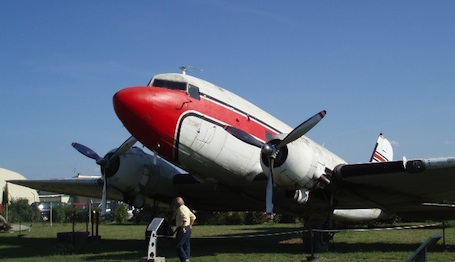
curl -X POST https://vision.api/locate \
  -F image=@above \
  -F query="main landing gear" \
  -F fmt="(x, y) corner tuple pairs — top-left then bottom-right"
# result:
(302, 189), (335, 253)
(303, 218), (333, 253)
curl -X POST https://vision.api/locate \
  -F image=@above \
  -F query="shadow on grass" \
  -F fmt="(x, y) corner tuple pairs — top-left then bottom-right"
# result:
(0, 234), (145, 260)
(330, 241), (454, 253)
(1, 229), (453, 261)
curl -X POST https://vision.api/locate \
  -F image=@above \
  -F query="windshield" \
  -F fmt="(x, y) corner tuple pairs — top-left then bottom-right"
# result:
(151, 79), (187, 91)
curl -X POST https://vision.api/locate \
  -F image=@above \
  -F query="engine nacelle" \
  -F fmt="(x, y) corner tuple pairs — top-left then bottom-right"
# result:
(332, 209), (388, 222)
(104, 147), (180, 208)
(105, 147), (152, 193)
(260, 135), (339, 191)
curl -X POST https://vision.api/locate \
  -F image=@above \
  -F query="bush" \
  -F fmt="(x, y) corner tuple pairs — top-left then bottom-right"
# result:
(225, 211), (245, 225)
(277, 213), (301, 223)
(53, 204), (69, 223)
(73, 206), (90, 223)
(7, 198), (40, 222)
(113, 203), (129, 224)
(194, 211), (268, 225)
(244, 211), (266, 225)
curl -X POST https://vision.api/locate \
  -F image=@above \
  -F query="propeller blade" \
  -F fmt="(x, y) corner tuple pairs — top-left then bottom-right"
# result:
(276, 110), (326, 149)
(265, 158), (275, 221)
(110, 136), (137, 160)
(72, 136), (136, 218)
(72, 142), (103, 162)
(224, 126), (264, 148)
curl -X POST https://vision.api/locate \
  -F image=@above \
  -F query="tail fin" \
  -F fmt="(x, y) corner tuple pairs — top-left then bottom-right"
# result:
(369, 133), (393, 162)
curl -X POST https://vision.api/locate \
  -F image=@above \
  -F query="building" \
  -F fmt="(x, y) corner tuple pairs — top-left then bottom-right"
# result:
(0, 168), (39, 211)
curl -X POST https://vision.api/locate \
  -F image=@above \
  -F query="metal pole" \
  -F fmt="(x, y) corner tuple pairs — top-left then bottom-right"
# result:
(50, 202), (53, 227)
(96, 211), (99, 237)
(443, 221), (446, 247)
(91, 211), (94, 237)
(72, 206), (75, 233)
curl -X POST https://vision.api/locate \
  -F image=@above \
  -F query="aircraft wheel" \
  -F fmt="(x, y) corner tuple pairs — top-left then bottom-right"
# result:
(303, 219), (332, 253)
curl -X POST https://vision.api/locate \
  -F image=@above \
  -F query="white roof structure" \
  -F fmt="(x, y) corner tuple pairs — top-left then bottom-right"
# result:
(1, 168), (39, 205)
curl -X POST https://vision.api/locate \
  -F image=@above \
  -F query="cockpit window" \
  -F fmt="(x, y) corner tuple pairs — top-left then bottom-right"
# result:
(188, 84), (200, 100)
(151, 79), (187, 91)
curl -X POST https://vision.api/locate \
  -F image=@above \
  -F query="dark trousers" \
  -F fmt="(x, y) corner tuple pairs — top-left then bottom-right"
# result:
(176, 226), (192, 262)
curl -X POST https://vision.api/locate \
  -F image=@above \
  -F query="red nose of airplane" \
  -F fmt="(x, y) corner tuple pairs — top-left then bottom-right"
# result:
(113, 86), (151, 131)
(113, 86), (180, 158)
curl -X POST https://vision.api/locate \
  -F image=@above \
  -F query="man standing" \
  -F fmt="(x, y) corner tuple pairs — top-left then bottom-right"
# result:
(174, 197), (196, 262)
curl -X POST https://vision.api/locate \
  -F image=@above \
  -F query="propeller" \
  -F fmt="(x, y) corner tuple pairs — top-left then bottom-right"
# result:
(72, 135), (137, 216)
(225, 110), (327, 220)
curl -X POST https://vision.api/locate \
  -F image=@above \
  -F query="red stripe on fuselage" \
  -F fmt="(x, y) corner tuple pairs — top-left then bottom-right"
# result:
(114, 86), (278, 163)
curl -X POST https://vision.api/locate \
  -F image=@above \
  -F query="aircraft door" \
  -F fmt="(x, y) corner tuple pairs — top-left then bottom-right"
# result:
(177, 114), (260, 178)
(178, 115), (217, 157)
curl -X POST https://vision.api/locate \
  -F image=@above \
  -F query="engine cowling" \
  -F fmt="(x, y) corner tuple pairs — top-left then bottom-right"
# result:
(260, 135), (333, 191)
(103, 147), (179, 208)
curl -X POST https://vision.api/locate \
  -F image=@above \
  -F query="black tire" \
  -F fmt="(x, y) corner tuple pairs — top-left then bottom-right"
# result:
(303, 219), (331, 253)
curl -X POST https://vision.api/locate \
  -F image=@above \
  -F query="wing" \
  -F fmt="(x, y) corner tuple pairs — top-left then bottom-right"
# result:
(334, 157), (455, 219)
(8, 178), (123, 201)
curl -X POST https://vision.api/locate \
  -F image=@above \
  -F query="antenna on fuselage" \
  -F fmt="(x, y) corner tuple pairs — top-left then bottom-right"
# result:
(179, 65), (202, 75)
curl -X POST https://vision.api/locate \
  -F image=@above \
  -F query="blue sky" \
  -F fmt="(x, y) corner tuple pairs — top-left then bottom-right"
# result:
(1, 1), (454, 180)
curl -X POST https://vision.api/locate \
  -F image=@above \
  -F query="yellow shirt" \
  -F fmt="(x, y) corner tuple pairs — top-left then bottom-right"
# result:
(176, 204), (196, 227)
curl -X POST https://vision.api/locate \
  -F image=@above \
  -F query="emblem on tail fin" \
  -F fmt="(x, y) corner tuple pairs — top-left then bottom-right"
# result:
(370, 133), (393, 163)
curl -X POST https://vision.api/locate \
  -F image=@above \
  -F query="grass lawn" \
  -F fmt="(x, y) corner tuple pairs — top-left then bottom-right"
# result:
(1, 221), (454, 261)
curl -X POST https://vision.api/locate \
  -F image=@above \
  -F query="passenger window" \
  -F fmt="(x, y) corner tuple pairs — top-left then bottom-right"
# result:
(188, 84), (200, 100)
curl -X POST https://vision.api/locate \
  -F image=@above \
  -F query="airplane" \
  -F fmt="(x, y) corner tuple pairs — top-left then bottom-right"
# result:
(9, 67), (455, 252)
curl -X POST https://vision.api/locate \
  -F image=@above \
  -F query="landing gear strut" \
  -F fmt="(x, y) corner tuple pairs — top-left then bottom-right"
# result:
(303, 219), (333, 253)
(302, 190), (335, 253)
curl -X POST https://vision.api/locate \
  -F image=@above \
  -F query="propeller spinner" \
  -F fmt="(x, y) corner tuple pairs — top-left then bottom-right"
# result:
(225, 110), (327, 220)
(72, 136), (137, 217)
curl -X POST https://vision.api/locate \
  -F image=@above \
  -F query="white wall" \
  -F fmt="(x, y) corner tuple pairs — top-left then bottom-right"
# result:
(0, 168), (39, 205)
